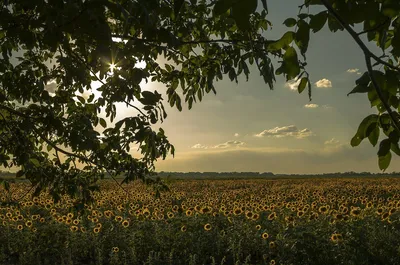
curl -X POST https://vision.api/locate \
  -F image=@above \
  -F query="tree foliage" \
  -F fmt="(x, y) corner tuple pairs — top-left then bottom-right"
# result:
(1, 0), (400, 205)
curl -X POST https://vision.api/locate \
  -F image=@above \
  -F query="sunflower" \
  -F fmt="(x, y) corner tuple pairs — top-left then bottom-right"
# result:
(93, 227), (101, 234)
(255, 224), (261, 230)
(381, 212), (390, 221)
(330, 233), (343, 243)
(270, 260), (276, 265)
(204, 223), (212, 231)
(70, 226), (79, 232)
(122, 220), (129, 228)
(318, 206), (328, 214)
(233, 208), (243, 215)
(115, 216), (123, 222)
(181, 225), (187, 232)
(262, 232), (269, 240)
(297, 211), (305, 218)
(185, 210), (193, 216)
(268, 212), (276, 221)
(112, 247), (119, 253)
(269, 241), (276, 249)
(245, 211), (254, 219)
(17, 224), (23, 230)
(25, 220), (32, 227)
(167, 212), (174, 219)
(350, 207), (361, 217)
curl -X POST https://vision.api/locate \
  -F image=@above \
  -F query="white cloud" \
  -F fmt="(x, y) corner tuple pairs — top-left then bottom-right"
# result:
(191, 140), (245, 149)
(323, 138), (347, 153)
(213, 140), (245, 149)
(285, 79), (301, 91)
(347, 68), (359, 73)
(234, 133), (239, 137)
(304, 103), (319, 108)
(324, 138), (340, 145)
(254, 125), (314, 139)
(315, 78), (332, 88)
(191, 143), (208, 149)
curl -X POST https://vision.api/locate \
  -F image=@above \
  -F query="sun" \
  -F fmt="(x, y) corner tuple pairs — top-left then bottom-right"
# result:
(109, 63), (116, 74)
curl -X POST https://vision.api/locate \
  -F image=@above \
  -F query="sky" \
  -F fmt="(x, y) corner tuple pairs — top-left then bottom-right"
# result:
(146, 1), (400, 174)
(14, 1), (399, 174)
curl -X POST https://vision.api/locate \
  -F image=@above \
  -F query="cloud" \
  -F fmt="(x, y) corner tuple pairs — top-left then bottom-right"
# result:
(324, 138), (340, 145)
(285, 79), (301, 91)
(234, 133), (239, 137)
(323, 138), (347, 153)
(347, 68), (359, 73)
(304, 103), (319, 108)
(191, 143), (208, 149)
(191, 140), (245, 149)
(213, 140), (245, 149)
(254, 125), (314, 139)
(315, 78), (332, 88)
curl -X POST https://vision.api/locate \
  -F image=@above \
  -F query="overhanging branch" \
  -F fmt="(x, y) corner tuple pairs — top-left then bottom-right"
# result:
(321, 0), (400, 132)
(321, 0), (400, 73)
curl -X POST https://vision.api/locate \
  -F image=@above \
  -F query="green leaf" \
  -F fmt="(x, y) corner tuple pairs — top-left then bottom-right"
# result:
(298, 77), (308, 94)
(351, 114), (379, 146)
(76, 96), (85, 104)
(367, 123), (379, 146)
(309, 11), (328, 33)
(391, 142), (400, 156)
(347, 84), (372, 96)
(378, 139), (391, 157)
(99, 118), (107, 128)
(16, 170), (25, 178)
(213, 0), (233, 16)
(268, 31), (295, 51)
(379, 151), (392, 171)
(356, 72), (370, 86)
(283, 18), (297, 27)
(139, 91), (162, 106)
(174, 0), (185, 16)
(295, 20), (310, 55)
(283, 47), (300, 80)
(232, 0), (257, 31)
(29, 158), (40, 167)
(327, 15), (344, 32)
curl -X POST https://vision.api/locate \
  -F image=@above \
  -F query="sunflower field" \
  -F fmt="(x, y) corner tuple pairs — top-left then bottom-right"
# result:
(1, 178), (400, 265)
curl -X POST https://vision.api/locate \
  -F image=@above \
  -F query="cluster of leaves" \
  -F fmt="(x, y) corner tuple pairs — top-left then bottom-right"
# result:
(0, 0), (278, 204)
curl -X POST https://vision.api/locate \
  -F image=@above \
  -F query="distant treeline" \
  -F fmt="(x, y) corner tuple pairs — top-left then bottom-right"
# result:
(156, 171), (275, 179)
(155, 171), (400, 179)
(2, 170), (400, 180)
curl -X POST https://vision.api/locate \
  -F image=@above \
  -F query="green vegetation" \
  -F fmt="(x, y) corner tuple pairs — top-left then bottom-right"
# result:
(2, 178), (400, 265)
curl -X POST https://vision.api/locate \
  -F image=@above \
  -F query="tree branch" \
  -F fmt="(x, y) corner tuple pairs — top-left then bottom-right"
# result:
(321, 0), (400, 132)
(357, 18), (390, 36)
(320, 0), (400, 73)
